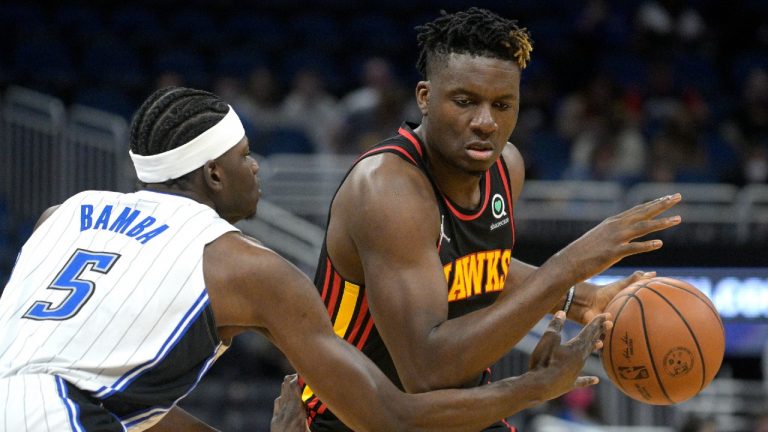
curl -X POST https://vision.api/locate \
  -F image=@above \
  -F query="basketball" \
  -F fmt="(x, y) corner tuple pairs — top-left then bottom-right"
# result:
(600, 277), (725, 405)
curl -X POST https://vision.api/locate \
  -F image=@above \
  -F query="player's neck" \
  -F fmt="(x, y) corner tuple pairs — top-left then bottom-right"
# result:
(427, 155), (484, 210)
(141, 184), (215, 210)
(414, 124), (484, 209)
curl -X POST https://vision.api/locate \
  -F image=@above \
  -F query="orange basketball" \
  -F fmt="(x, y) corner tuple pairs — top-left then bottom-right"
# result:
(600, 277), (725, 405)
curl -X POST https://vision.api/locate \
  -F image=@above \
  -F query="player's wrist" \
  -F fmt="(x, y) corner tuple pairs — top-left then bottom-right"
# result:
(504, 370), (552, 407)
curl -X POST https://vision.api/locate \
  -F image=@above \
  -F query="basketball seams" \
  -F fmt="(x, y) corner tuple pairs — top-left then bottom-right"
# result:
(605, 294), (634, 398)
(635, 290), (675, 405)
(643, 286), (707, 394)
(654, 279), (724, 333)
(603, 278), (724, 405)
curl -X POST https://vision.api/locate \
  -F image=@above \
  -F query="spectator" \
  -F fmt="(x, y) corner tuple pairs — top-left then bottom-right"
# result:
(566, 106), (646, 183)
(280, 67), (341, 153)
(647, 107), (710, 182)
(237, 66), (285, 130)
(727, 68), (768, 184)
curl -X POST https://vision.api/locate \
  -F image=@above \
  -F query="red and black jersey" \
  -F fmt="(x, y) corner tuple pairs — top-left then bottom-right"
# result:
(304, 122), (517, 431)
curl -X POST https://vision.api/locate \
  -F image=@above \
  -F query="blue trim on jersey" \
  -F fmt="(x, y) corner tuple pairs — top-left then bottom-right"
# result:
(56, 376), (85, 432)
(120, 343), (221, 428)
(94, 290), (209, 399)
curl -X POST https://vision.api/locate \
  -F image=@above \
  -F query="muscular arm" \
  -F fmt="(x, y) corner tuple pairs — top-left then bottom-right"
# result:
(146, 407), (219, 432)
(337, 148), (681, 392)
(203, 233), (599, 432)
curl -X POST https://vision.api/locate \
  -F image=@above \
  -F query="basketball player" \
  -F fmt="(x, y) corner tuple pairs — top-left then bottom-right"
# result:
(301, 8), (682, 431)
(0, 86), (612, 432)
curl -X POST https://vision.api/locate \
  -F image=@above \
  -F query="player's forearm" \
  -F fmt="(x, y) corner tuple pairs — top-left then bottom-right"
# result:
(146, 407), (220, 432)
(505, 259), (597, 320)
(399, 256), (579, 392)
(392, 370), (554, 432)
(296, 333), (543, 432)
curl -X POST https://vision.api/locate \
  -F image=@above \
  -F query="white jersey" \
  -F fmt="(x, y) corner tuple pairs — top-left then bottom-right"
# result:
(0, 189), (238, 430)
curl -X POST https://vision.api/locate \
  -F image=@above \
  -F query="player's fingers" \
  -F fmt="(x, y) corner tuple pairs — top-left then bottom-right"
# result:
(624, 193), (682, 219)
(546, 310), (566, 335)
(622, 239), (668, 257)
(574, 376), (600, 388)
(630, 216), (682, 239)
(594, 339), (603, 351)
(530, 311), (567, 368)
(571, 313), (609, 355)
(625, 270), (656, 284)
(283, 374), (300, 396)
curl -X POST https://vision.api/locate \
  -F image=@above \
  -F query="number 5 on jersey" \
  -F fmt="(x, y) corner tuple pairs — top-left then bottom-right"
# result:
(23, 249), (120, 320)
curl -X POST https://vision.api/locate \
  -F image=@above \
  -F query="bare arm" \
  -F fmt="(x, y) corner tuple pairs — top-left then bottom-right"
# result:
(33, 205), (60, 231)
(337, 150), (681, 392)
(146, 407), (219, 432)
(500, 147), (660, 325)
(203, 233), (608, 432)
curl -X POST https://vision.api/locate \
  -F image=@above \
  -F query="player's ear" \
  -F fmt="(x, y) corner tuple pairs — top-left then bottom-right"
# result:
(203, 160), (223, 191)
(416, 81), (430, 116)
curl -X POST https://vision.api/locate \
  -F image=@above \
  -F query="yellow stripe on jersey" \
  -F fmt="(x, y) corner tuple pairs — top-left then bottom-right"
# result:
(302, 384), (314, 402)
(333, 282), (360, 338)
(302, 282), (360, 403)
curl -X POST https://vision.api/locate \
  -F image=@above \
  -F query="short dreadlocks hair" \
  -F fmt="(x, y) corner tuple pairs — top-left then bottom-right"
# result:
(129, 86), (230, 184)
(415, 7), (533, 79)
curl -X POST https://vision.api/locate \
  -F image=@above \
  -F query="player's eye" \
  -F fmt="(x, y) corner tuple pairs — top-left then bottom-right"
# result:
(453, 98), (472, 106)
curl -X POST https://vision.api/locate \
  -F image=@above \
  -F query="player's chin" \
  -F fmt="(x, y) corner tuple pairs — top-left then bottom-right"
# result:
(461, 157), (496, 175)
(244, 201), (259, 220)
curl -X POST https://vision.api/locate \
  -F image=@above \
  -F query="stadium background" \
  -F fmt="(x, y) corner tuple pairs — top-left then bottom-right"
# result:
(0, 0), (767, 430)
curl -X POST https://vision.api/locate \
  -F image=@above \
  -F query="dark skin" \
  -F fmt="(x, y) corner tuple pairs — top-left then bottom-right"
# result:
(36, 137), (615, 432)
(271, 375), (310, 432)
(326, 53), (682, 393)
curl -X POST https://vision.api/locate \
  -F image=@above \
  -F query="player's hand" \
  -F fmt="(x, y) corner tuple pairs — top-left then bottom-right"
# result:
(557, 194), (681, 282)
(577, 271), (656, 324)
(270, 374), (309, 432)
(529, 312), (611, 401)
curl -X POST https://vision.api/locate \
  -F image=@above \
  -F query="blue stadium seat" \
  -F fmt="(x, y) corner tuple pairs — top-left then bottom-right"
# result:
(13, 38), (76, 88)
(529, 131), (570, 180)
(674, 54), (720, 97)
(598, 53), (648, 89)
(74, 87), (138, 120)
(214, 48), (268, 79)
(279, 50), (344, 93)
(154, 49), (209, 87)
(347, 14), (405, 55)
(53, 5), (104, 43)
(0, 3), (45, 34)
(110, 5), (166, 47)
(82, 38), (147, 90)
(253, 126), (315, 155)
(168, 9), (221, 49)
(223, 14), (287, 52)
(731, 51), (768, 86)
(291, 14), (343, 51)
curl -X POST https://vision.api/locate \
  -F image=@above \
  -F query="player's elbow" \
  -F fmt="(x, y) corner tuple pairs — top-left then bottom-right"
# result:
(398, 365), (457, 394)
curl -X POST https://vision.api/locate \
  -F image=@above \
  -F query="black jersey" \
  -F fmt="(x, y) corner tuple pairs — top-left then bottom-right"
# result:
(305, 123), (516, 431)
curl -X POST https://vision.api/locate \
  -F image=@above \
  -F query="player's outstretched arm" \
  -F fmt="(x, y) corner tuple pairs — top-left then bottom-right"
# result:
(203, 233), (609, 432)
(145, 407), (220, 431)
(331, 153), (681, 393)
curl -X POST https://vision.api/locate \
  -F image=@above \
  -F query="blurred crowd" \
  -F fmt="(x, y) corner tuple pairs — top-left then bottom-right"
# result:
(2, 0), (767, 188)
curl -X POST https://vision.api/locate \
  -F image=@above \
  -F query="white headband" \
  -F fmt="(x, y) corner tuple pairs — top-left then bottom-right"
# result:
(129, 105), (245, 183)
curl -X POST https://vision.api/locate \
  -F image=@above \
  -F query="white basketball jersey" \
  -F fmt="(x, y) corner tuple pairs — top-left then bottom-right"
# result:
(0, 189), (238, 429)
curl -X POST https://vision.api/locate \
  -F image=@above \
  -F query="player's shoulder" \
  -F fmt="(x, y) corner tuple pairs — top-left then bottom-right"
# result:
(501, 141), (524, 168)
(344, 152), (436, 208)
